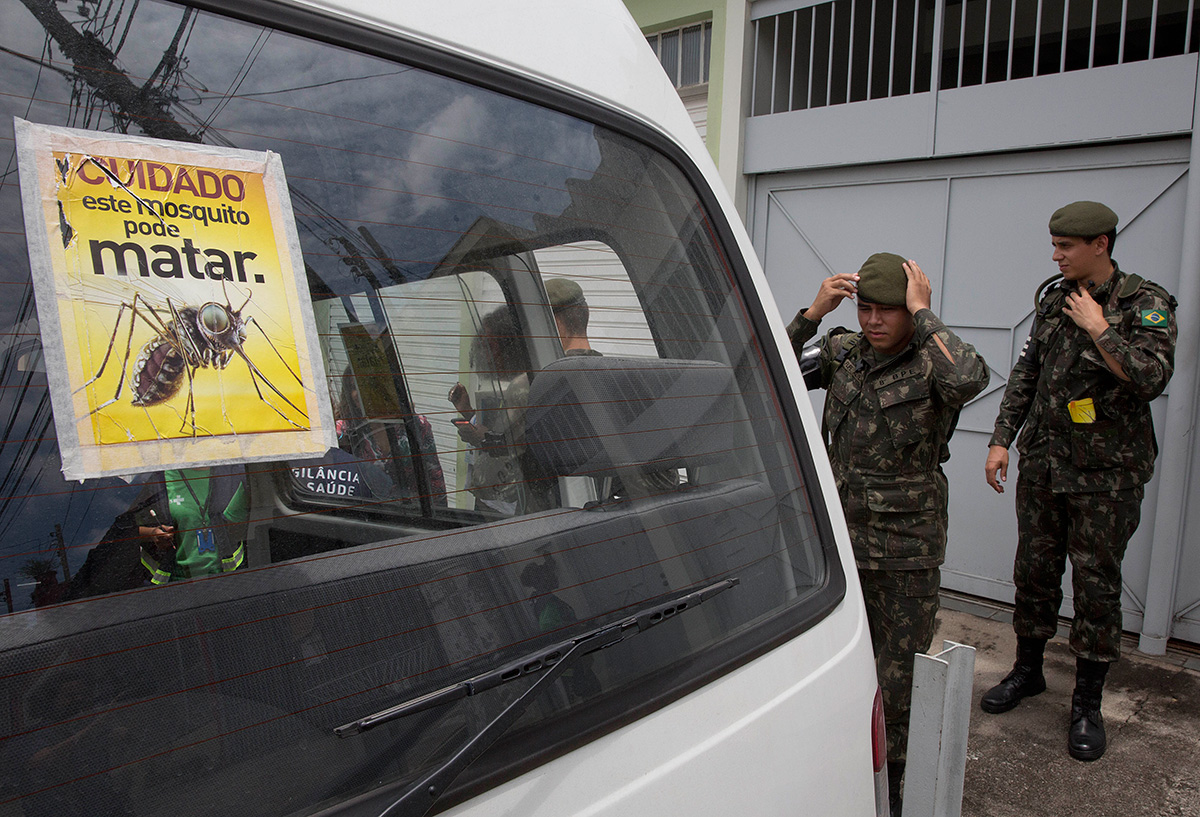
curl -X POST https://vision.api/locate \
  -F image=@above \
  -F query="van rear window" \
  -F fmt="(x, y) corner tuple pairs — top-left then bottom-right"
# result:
(0, 2), (837, 814)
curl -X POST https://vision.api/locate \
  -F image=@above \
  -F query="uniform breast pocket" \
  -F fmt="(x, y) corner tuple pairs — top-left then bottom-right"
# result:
(825, 374), (860, 438)
(877, 376), (932, 449)
(1030, 317), (1060, 363)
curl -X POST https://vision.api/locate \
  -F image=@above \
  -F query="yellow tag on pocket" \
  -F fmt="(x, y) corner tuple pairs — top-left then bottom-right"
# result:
(1068, 398), (1096, 424)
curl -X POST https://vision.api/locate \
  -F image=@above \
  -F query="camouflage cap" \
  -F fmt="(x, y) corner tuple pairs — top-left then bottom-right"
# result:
(1048, 201), (1118, 237)
(856, 253), (908, 306)
(545, 278), (586, 310)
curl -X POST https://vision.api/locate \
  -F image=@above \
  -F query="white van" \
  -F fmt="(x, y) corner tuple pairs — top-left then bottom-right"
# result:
(0, 1), (884, 815)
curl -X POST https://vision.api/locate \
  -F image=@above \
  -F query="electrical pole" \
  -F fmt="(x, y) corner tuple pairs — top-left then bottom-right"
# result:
(55, 523), (71, 582)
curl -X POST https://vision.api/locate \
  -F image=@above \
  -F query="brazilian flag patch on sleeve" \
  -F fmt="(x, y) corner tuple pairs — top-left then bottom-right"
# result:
(1141, 309), (1168, 327)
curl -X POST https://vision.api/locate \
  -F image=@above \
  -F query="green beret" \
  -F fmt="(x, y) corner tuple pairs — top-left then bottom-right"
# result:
(545, 278), (586, 310)
(856, 253), (908, 306)
(1048, 201), (1118, 237)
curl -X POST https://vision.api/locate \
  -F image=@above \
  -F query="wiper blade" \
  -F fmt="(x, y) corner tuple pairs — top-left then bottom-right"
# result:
(335, 577), (739, 817)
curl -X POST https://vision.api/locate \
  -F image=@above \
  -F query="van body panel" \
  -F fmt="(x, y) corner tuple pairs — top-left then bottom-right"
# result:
(439, 601), (877, 817)
(0, 1), (878, 815)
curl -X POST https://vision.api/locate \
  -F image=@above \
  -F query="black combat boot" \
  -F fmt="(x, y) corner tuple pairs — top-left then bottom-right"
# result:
(1068, 658), (1109, 761)
(887, 761), (904, 817)
(980, 636), (1047, 714)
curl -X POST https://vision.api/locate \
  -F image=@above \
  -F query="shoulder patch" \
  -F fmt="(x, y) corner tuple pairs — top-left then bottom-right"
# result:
(1141, 309), (1169, 327)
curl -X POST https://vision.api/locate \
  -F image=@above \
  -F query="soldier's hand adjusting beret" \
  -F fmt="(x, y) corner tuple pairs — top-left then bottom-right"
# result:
(855, 252), (908, 306)
(1048, 201), (1118, 237)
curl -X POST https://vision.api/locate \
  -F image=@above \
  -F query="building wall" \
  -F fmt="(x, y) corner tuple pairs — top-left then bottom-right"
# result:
(625, 0), (753, 211)
(752, 140), (1195, 641)
(632, 0), (1200, 649)
(742, 7), (1200, 650)
(744, 56), (1198, 171)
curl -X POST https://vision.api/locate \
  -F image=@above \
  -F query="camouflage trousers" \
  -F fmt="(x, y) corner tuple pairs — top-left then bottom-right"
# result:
(1013, 475), (1144, 663)
(858, 566), (941, 766)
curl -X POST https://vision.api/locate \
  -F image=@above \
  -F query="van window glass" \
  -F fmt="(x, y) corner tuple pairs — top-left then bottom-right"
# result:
(532, 241), (658, 357)
(0, 2), (834, 815)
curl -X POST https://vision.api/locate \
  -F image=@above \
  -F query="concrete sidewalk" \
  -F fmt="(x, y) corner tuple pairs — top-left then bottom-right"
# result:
(932, 593), (1200, 817)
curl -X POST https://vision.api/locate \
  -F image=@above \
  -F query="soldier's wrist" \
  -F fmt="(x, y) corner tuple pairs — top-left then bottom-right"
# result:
(802, 304), (828, 322)
(1095, 326), (1122, 355)
(912, 308), (942, 341)
(788, 312), (821, 343)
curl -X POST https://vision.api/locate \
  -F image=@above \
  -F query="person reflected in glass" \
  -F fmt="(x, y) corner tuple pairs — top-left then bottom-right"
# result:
(337, 366), (447, 505)
(449, 305), (542, 514)
(136, 466), (249, 585)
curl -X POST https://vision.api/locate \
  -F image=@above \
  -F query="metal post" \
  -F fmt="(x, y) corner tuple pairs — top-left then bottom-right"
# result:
(982, 0), (993, 82)
(809, 7), (817, 106)
(54, 523), (70, 582)
(828, 1), (838, 103)
(868, 0), (878, 98)
(791, 11), (799, 108)
(1138, 60), (1200, 655)
(902, 640), (976, 817)
(889, 0), (899, 95)
(1006, 0), (1017, 80)
(956, 0), (968, 87)
(911, 0), (921, 93)
(850, 0), (859, 100)
(928, 0), (947, 152)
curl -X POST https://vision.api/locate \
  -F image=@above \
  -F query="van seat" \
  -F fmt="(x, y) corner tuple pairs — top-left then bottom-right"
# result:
(524, 356), (738, 478)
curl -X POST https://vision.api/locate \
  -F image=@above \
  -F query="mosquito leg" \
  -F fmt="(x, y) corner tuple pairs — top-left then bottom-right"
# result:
(82, 293), (158, 418)
(234, 347), (308, 429)
(156, 298), (205, 437)
(181, 364), (198, 437)
(75, 300), (129, 391)
(90, 409), (137, 442)
(77, 299), (139, 415)
(161, 399), (211, 438)
(165, 297), (205, 364)
(142, 404), (165, 440)
(218, 377), (237, 436)
(245, 316), (304, 385)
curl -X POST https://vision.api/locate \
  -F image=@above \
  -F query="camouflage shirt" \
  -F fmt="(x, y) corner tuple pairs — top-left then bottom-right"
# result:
(989, 263), (1177, 493)
(789, 308), (989, 569)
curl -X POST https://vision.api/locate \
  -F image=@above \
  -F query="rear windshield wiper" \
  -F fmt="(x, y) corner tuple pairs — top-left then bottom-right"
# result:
(334, 577), (739, 817)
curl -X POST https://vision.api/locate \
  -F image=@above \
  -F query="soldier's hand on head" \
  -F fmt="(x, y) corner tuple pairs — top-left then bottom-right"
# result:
(805, 273), (859, 321)
(985, 445), (1009, 494)
(904, 260), (933, 315)
(1062, 286), (1108, 339)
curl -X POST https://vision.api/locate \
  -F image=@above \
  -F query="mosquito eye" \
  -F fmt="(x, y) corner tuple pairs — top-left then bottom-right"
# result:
(200, 304), (230, 335)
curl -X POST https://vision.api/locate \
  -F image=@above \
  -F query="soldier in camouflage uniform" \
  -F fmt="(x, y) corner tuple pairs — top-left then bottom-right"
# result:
(789, 253), (988, 813)
(981, 201), (1177, 762)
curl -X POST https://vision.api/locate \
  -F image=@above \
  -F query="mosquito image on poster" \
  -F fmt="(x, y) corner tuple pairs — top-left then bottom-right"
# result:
(74, 274), (308, 442)
(14, 120), (335, 480)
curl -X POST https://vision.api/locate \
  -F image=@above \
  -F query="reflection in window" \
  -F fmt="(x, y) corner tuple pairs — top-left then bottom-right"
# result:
(0, 3), (829, 815)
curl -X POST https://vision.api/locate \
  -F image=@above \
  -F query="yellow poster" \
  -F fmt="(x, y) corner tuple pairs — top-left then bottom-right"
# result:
(14, 120), (335, 480)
